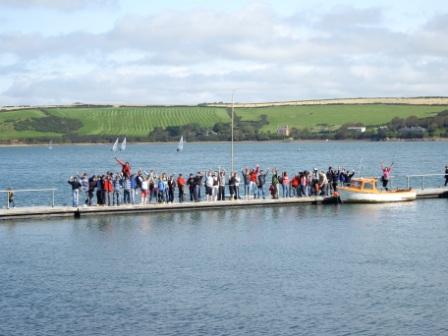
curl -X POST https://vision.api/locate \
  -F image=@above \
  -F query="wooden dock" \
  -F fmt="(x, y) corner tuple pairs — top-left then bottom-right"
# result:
(0, 196), (332, 220)
(1, 188), (447, 221)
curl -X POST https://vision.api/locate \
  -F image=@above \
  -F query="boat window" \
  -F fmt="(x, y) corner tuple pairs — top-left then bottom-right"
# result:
(351, 181), (362, 189)
(364, 183), (374, 190)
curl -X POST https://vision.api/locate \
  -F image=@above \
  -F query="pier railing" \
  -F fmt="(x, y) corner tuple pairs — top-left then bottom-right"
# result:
(404, 174), (447, 189)
(389, 174), (446, 190)
(0, 188), (57, 209)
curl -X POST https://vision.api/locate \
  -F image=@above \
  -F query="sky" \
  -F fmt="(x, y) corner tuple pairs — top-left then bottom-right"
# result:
(0, 0), (447, 105)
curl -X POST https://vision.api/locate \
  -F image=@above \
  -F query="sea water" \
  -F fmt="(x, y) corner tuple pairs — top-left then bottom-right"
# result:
(1, 142), (448, 335)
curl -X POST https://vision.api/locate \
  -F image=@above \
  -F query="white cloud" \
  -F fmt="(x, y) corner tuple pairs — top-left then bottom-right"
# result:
(0, 0), (117, 11)
(1, 4), (448, 105)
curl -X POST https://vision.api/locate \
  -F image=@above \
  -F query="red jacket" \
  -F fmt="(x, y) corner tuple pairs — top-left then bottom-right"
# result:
(177, 177), (186, 187)
(249, 171), (257, 182)
(116, 159), (131, 177)
(104, 179), (114, 192)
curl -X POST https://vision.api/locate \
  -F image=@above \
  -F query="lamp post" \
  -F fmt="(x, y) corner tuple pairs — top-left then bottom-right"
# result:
(231, 91), (235, 173)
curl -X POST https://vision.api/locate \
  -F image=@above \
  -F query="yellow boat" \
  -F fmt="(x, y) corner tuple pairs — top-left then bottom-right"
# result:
(338, 177), (417, 203)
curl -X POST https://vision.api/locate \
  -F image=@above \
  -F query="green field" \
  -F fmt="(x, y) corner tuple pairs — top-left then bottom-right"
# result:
(1, 104), (448, 141)
(0, 109), (62, 140)
(0, 106), (230, 140)
(48, 106), (230, 136)
(236, 104), (448, 132)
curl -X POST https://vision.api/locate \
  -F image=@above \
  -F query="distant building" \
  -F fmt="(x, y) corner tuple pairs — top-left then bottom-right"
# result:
(347, 126), (366, 133)
(277, 125), (289, 136)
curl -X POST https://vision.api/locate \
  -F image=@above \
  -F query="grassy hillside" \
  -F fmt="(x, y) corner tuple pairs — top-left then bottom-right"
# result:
(236, 104), (448, 132)
(0, 106), (230, 140)
(1, 103), (448, 142)
(48, 106), (230, 136)
(0, 109), (61, 140)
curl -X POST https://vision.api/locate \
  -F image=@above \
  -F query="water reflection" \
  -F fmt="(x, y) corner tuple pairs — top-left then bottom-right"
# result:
(1, 200), (448, 336)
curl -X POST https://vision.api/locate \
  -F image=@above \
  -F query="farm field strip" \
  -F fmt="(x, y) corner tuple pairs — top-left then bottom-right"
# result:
(236, 104), (448, 131)
(47, 107), (230, 136)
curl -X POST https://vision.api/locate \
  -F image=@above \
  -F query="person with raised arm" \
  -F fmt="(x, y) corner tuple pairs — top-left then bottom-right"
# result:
(381, 161), (394, 191)
(115, 157), (131, 177)
(68, 176), (82, 207)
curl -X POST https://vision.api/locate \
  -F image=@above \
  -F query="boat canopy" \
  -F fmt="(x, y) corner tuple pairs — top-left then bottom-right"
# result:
(348, 178), (378, 192)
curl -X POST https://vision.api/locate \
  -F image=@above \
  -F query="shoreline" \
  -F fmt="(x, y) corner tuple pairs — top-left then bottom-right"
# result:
(1, 138), (447, 148)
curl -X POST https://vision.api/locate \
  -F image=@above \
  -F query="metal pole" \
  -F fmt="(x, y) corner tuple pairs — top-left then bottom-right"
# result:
(407, 176), (410, 189)
(231, 91), (234, 173)
(52, 189), (55, 208)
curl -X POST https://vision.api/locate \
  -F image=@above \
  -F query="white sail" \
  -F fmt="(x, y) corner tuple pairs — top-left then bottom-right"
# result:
(48, 140), (53, 150)
(120, 137), (127, 151)
(177, 136), (184, 152)
(112, 137), (119, 152)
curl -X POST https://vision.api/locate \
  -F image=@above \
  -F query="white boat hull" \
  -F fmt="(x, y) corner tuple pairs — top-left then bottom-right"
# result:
(339, 189), (417, 203)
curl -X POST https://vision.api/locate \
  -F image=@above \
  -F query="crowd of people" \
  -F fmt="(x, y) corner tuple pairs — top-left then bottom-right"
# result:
(67, 157), (358, 207)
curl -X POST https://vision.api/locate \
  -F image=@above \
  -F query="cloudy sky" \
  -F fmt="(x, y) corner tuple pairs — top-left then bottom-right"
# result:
(0, 0), (447, 105)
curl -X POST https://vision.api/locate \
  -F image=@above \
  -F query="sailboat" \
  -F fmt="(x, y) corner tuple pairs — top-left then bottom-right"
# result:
(177, 136), (184, 152)
(112, 137), (119, 152)
(48, 140), (53, 150)
(120, 137), (127, 151)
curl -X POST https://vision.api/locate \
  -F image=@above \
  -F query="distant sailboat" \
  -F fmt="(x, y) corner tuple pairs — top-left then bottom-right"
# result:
(177, 136), (184, 152)
(112, 137), (119, 152)
(48, 140), (53, 150)
(120, 137), (127, 151)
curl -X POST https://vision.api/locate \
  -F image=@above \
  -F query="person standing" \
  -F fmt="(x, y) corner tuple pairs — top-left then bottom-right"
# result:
(444, 165), (448, 187)
(218, 171), (226, 201)
(104, 175), (114, 206)
(112, 174), (121, 206)
(212, 172), (219, 201)
(80, 173), (89, 205)
(167, 175), (176, 203)
(192, 172), (203, 202)
(257, 169), (268, 199)
(327, 167), (338, 193)
(87, 175), (97, 206)
(291, 173), (300, 197)
(281, 171), (290, 198)
(96, 175), (104, 206)
(141, 176), (150, 204)
(7, 188), (15, 209)
(157, 177), (166, 203)
(300, 172), (308, 197)
(177, 173), (186, 203)
(228, 172), (237, 200)
(234, 172), (241, 199)
(381, 162), (394, 191)
(271, 169), (279, 199)
(242, 167), (250, 199)
(205, 171), (214, 201)
(186, 173), (195, 202)
(68, 176), (82, 207)
(122, 175), (131, 204)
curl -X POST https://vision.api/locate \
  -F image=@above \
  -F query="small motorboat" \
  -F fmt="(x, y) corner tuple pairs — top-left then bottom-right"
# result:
(338, 177), (416, 203)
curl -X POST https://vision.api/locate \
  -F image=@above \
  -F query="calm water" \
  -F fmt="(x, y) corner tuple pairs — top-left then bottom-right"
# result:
(1, 202), (448, 335)
(1, 142), (448, 335)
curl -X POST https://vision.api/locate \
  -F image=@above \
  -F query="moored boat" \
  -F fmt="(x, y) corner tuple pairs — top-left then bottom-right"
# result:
(339, 177), (416, 203)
